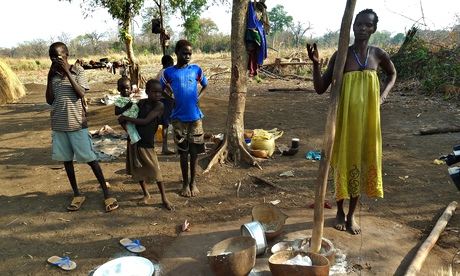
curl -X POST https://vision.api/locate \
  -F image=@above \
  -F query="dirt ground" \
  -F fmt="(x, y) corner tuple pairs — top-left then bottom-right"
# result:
(1, 61), (460, 275)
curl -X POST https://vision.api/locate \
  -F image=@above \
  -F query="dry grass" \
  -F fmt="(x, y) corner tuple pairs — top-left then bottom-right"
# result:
(0, 60), (26, 104)
(3, 52), (234, 84)
(3, 49), (333, 72)
(2, 57), (50, 71)
(266, 47), (336, 63)
(4, 48), (334, 86)
(435, 266), (460, 276)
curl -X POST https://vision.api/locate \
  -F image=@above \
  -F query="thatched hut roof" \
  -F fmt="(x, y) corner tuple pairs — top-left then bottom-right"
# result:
(0, 60), (26, 104)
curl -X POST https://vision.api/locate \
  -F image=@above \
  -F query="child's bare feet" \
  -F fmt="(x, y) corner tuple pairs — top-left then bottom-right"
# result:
(335, 211), (346, 231)
(190, 183), (199, 197)
(162, 199), (174, 210)
(140, 196), (155, 205)
(180, 185), (191, 197)
(346, 215), (361, 235)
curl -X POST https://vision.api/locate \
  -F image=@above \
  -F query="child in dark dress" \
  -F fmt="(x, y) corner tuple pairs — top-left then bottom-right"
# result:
(118, 79), (173, 210)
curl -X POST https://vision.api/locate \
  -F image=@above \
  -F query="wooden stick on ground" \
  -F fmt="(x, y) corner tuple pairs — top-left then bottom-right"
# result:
(259, 67), (288, 80)
(268, 87), (314, 92)
(418, 125), (460, 135)
(248, 174), (287, 191)
(405, 201), (458, 276)
(208, 70), (231, 80)
(283, 74), (313, 81)
(236, 181), (242, 198)
(310, 0), (357, 253)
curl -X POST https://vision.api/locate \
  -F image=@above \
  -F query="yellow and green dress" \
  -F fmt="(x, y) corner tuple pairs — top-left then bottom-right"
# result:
(331, 70), (383, 200)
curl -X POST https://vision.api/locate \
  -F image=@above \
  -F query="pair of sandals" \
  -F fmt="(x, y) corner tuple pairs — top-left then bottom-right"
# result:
(67, 196), (119, 212)
(47, 238), (145, 271)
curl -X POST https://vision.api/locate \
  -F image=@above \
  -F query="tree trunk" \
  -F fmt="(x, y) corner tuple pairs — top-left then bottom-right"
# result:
(123, 18), (141, 86)
(310, 0), (357, 253)
(204, 0), (259, 173)
(227, 0), (249, 161)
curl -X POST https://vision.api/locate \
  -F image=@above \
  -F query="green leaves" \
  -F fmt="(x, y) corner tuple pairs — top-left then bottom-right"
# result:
(168, 0), (208, 44)
(267, 5), (293, 34)
(393, 34), (460, 94)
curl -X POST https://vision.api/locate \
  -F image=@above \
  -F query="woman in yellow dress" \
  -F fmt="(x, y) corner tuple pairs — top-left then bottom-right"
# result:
(307, 9), (397, 234)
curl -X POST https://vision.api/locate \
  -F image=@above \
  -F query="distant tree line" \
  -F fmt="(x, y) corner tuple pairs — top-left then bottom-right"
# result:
(0, 16), (230, 58)
(0, 27), (405, 59)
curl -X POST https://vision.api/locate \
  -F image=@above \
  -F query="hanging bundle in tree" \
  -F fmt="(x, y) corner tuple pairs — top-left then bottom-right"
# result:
(0, 60), (26, 104)
(152, 18), (162, 34)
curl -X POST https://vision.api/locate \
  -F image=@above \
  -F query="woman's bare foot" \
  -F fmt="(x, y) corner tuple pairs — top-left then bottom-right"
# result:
(190, 183), (199, 197)
(180, 185), (191, 197)
(335, 211), (346, 231)
(346, 215), (361, 235)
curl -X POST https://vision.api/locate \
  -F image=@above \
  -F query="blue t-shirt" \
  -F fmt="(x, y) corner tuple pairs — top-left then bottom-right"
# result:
(160, 64), (208, 122)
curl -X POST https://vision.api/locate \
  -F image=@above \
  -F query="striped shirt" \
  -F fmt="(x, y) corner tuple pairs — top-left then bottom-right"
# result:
(50, 65), (89, 131)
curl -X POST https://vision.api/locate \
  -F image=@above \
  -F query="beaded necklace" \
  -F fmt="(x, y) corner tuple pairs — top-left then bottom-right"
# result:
(352, 47), (370, 70)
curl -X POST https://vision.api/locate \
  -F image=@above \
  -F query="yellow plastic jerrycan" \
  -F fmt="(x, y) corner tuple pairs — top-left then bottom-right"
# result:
(155, 125), (163, 142)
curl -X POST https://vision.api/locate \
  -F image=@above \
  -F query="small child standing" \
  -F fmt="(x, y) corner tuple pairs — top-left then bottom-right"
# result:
(114, 77), (141, 144)
(156, 55), (175, 155)
(118, 79), (173, 210)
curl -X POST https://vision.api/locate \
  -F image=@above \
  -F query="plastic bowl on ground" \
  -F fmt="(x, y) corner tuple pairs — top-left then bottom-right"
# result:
(252, 203), (288, 240)
(207, 236), (257, 276)
(269, 251), (329, 276)
(93, 256), (155, 276)
(241, 221), (267, 255)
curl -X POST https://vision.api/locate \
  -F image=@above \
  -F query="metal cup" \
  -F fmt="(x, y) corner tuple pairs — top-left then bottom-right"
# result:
(291, 138), (300, 149)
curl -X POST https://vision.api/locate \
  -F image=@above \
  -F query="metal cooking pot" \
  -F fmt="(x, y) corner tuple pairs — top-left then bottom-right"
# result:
(241, 221), (267, 255)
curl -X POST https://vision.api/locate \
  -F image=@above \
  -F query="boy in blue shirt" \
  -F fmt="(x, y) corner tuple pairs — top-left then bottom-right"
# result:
(160, 40), (208, 197)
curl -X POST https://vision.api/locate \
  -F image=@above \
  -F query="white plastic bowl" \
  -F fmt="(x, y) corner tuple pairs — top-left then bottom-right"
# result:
(93, 256), (155, 276)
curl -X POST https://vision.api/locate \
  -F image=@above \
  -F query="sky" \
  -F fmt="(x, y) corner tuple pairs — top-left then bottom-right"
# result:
(0, 0), (458, 48)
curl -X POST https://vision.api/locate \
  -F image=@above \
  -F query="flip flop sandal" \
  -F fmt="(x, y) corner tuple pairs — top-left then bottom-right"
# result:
(104, 198), (119, 212)
(66, 196), (86, 211)
(120, 238), (146, 253)
(306, 150), (322, 160)
(47, 256), (77, 271)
